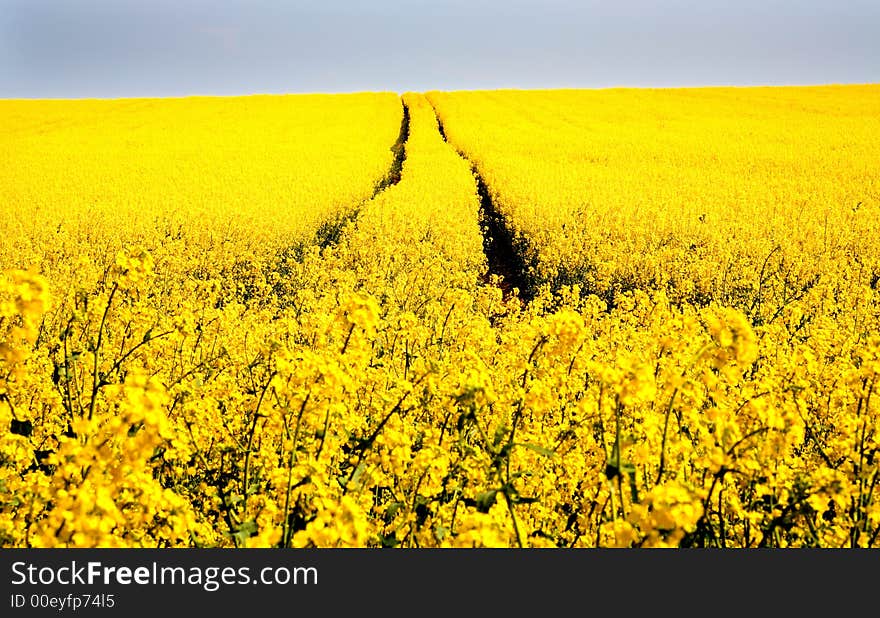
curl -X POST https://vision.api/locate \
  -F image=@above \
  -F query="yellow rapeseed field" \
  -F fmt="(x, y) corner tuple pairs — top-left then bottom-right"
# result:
(0, 93), (403, 288)
(2, 86), (878, 548)
(427, 86), (880, 314)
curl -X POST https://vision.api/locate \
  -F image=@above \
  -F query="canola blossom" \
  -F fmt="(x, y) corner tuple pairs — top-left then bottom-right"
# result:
(1, 86), (879, 548)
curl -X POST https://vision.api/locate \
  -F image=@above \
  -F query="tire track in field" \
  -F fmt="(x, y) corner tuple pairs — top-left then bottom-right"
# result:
(283, 100), (411, 254)
(315, 99), (411, 249)
(372, 100), (411, 196)
(428, 103), (533, 304)
(269, 101), (410, 307)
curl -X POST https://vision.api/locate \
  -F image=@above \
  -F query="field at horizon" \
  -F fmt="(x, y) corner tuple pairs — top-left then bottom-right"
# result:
(2, 84), (879, 548)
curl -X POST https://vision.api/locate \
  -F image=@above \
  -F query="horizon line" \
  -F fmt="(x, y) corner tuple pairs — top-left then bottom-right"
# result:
(2, 80), (878, 101)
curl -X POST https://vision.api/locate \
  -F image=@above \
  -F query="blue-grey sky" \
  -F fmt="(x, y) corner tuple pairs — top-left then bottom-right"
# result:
(1, 0), (878, 98)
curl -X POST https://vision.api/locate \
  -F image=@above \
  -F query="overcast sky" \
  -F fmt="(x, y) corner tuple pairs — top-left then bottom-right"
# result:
(1, 0), (878, 98)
